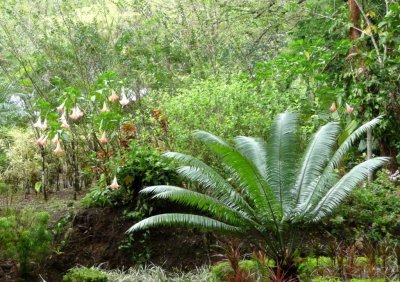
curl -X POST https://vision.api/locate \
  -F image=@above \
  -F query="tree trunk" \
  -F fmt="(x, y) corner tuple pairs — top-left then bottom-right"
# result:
(348, 0), (361, 45)
(70, 127), (80, 200)
(348, 0), (365, 74)
(347, 0), (399, 172)
(380, 139), (398, 172)
(56, 170), (60, 192)
(367, 128), (373, 182)
(40, 147), (48, 201)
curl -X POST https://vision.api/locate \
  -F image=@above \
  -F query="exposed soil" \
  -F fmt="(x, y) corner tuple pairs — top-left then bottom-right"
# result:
(0, 260), (19, 282)
(41, 206), (217, 282)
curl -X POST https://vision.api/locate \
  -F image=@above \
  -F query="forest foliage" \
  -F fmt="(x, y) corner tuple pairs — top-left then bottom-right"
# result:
(0, 0), (399, 280)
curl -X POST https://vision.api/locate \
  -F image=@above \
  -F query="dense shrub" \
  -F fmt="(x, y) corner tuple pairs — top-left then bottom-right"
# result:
(144, 76), (310, 156)
(82, 143), (178, 207)
(328, 171), (400, 243)
(0, 210), (52, 276)
(80, 174), (113, 208)
(117, 143), (179, 201)
(0, 128), (40, 192)
(297, 257), (333, 281)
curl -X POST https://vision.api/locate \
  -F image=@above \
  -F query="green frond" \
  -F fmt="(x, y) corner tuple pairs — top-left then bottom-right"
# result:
(164, 151), (213, 167)
(194, 130), (282, 222)
(164, 152), (255, 214)
(141, 185), (258, 227)
(293, 122), (341, 208)
(299, 117), (383, 213)
(127, 213), (244, 235)
(234, 136), (267, 178)
(309, 157), (389, 222)
(192, 130), (228, 146)
(294, 172), (339, 218)
(266, 112), (300, 214)
(328, 117), (382, 170)
(176, 166), (256, 214)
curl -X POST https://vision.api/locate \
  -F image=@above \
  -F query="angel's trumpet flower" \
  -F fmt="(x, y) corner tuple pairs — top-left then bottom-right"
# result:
(329, 102), (337, 113)
(110, 176), (120, 190)
(56, 101), (65, 113)
(100, 102), (110, 113)
(108, 90), (119, 102)
(53, 141), (64, 156)
(35, 135), (48, 147)
(346, 103), (354, 114)
(99, 132), (108, 144)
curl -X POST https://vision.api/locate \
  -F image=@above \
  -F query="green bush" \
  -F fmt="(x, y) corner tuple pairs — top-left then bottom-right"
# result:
(0, 210), (52, 276)
(81, 186), (113, 207)
(144, 76), (310, 156)
(81, 175), (113, 208)
(0, 128), (40, 191)
(0, 182), (10, 194)
(82, 143), (178, 207)
(329, 171), (400, 243)
(211, 259), (273, 282)
(63, 267), (108, 282)
(117, 143), (179, 202)
(297, 257), (333, 281)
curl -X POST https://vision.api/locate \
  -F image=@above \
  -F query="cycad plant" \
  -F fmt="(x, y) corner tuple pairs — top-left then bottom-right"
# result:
(128, 113), (388, 276)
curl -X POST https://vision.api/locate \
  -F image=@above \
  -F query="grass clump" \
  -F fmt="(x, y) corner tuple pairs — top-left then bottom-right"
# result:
(105, 265), (211, 282)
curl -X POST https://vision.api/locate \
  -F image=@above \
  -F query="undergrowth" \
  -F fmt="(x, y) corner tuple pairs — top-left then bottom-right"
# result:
(102, 265), (211, 282)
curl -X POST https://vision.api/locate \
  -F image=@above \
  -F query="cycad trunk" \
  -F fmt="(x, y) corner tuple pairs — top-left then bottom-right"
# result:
(275, 256), (299, 282)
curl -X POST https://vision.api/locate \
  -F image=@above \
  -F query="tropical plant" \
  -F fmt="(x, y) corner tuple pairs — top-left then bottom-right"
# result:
(128, 113), (388, 277)
(0, 210), (52, 277)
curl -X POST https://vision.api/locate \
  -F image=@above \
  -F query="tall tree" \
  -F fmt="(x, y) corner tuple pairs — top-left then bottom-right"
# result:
(348, 0), (361, 45)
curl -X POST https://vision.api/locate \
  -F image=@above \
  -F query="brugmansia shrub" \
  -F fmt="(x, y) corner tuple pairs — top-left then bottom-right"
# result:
(128, 113), (388, 278)
(0, 211), (52, 276)
(81, 144), (178, 207)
